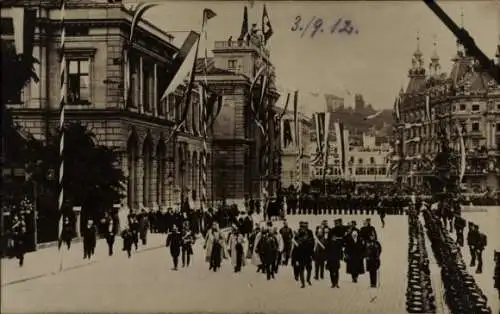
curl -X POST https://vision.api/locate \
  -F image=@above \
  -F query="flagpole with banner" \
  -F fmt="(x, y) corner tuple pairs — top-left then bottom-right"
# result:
(293, 91), (302, 202)
(57, 0), (67, 272)
(322, 113), (331, 194)
(200, 9), (217, 213)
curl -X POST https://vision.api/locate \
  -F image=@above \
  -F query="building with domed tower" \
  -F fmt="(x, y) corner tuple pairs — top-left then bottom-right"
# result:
(393, 34), (500, 195)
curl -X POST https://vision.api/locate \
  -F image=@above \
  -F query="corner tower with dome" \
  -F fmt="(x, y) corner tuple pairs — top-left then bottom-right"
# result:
(394, 33), (500, 196)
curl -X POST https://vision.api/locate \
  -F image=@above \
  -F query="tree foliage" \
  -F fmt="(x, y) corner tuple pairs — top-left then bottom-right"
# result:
(25, 123), (126, 220)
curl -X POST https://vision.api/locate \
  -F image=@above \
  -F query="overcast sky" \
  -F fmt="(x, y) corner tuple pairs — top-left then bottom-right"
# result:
(130, 1), (499, 113)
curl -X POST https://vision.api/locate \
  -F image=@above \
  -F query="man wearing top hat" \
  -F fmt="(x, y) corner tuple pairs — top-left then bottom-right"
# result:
(359, 218), (377, 243)
(326, 218), (345, 288)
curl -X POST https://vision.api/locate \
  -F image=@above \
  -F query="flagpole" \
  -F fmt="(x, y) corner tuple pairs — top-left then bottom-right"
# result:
(57, 0), (67, 272)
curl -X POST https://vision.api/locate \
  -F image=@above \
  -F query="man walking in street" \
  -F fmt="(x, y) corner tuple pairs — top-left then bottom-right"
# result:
(326, 219), (344, 288)
(280, 220), (293, 265)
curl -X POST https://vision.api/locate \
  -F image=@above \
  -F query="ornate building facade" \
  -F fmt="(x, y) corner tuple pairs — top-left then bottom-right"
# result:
(2, 1), (212, 212)
(279, 110), (312, 189)
(394, 36), (500, 194)
(310, 134), (392, 184)
(195, 36), (280, 206)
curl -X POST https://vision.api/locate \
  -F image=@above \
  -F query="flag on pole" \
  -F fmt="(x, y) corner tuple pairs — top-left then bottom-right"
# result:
(57, 0), (66, 253)
(334, 122), (346, 177)
(425, 93), (431, 120)
(238, 6), (249, 42)
(161, 32), (200, 101)
(364, 110), (383, 120)
(293, 90), (299, 147)
(160, 31), (200, 100)
(456, 123), (466, 183)
(283, 120), (293, 147)
(262, 5), (274, 44)
(394, 96), (401, 121)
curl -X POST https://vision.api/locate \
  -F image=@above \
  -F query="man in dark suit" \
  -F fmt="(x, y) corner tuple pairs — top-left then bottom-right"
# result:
(326, 219), (344, 288)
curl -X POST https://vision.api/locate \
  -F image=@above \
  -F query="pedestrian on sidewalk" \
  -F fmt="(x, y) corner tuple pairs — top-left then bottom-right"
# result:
(453, 212), (466, 247)
(83, 219), (97, 260)
(467, 223), (479, 267)
(139, 210), (149, 246)
(106, 218), (116, 256)
(181, 221), (194, 268)
(58, 216), (73, 250)
(474, 228), (487, 274)
(166, 224), (182, 271)
(10, 216), (27, 267)
(365, 233), (382, 288)
(130, 215), (140, 251)
(121, 225), (133, 258)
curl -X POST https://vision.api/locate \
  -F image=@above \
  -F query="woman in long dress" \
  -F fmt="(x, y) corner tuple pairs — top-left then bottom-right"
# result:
(204, 222), (226, 272)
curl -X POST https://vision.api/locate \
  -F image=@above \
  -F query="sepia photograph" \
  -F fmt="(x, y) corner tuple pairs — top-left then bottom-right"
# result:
(1, 0), (499, 313)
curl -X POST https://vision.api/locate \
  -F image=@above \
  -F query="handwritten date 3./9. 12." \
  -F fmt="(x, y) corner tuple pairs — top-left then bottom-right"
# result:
(291, 15), (359, 38)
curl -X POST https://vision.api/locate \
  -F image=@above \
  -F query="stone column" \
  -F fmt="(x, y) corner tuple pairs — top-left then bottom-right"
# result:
(139, 56), (144, 114)
(136, 156), (144, 212)
(153, 63), (158, 117)
(75, 211), (81, 238)
(150, 156), (158, 209)
(121, 152), (129, 210)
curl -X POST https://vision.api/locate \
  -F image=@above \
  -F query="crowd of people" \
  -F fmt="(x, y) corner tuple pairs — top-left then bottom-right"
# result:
(167, 216), (382, 289)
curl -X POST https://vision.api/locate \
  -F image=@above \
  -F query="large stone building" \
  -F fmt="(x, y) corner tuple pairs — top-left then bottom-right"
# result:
(1, 1), (213, 213)
(194, 36), (280, 205)
(394, 36), (500, 193)
(278, 110), (312, 189)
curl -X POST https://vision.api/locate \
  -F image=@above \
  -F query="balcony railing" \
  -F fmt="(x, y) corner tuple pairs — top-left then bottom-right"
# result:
(213, 40), (270, 58)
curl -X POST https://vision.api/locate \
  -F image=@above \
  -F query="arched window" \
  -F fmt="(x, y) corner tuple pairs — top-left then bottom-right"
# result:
(370, 157), (375, 164)
(358, 158), (363, 164)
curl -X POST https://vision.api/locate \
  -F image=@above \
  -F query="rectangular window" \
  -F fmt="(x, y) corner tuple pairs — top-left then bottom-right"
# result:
(472, 104), (480, 111)
(1, 18), (14, 35)
(142, 65), (153, 112)
(472, 122), (480, 132)
(227, 59), (237, 69)
(459, 104), (466, 111)
(66, 25), (90, 36)
(67, 59), (90, 104)
(496, 123), (500, 132)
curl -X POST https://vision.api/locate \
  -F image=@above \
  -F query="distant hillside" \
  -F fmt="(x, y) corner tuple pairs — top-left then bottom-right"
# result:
(329, 107), (394, 136)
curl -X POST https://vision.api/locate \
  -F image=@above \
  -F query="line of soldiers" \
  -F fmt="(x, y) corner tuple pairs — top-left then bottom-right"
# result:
(281, 194), (409, 216)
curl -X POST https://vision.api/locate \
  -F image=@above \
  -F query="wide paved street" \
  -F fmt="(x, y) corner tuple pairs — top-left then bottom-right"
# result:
(2, 214), (407, 314)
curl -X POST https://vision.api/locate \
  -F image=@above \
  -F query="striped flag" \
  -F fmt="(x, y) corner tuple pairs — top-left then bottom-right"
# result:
(322, 113), (331, 192)
(57, 0), (66, 249)
(313, 113), (325, 165)
(455, 123), (466, 183)
(160, 31), (200, 101)
(334, 122), (346, 177)
(394, 96), (401, 121)
(425, 93), (431, 120)
(293, 91), (301, 191)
